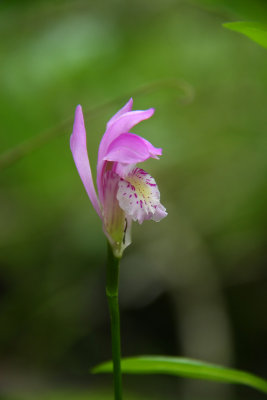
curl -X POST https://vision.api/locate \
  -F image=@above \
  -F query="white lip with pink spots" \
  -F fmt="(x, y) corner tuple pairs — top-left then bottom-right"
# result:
(117, 168), (167, 224)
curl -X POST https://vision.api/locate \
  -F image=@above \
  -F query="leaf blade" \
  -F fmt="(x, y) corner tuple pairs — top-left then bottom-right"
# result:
(223, 21), (267, 49)
(93, 356), (267, 395)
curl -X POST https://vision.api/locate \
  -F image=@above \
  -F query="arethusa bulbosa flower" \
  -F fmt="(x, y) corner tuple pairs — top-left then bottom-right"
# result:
(70, 98), (167, 257)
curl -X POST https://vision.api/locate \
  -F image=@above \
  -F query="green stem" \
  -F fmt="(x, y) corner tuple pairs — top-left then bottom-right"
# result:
(106, 243), (123, 400)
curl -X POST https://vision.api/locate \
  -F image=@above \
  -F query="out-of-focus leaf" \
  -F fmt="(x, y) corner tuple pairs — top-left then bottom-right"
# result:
(223, 22), (267, 49)
(93, 356), (267, 394)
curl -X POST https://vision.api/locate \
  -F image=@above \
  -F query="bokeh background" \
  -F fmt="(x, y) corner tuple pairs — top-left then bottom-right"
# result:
(0, 0), (267, 399)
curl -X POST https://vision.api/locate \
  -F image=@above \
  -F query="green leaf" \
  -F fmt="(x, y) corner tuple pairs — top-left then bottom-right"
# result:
(92, 356), (267, 395)
(223, 22), (267, 49)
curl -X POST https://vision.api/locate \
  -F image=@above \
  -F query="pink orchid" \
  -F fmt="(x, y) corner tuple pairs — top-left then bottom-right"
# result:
(70, 98), (167, 256)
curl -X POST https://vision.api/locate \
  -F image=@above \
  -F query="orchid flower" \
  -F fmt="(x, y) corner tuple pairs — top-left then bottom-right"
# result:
(70, 98), (167, 257)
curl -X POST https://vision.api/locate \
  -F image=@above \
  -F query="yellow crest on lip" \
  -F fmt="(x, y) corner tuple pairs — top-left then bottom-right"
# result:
(117, 168), (166, 224)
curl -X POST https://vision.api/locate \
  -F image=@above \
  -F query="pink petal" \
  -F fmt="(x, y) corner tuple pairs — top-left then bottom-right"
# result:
(104, 133), (162, 165)
(99, 108), (155, 162)
(142, 137), (162, 159)
(70, 105), (102, 218)
(106, 98), (133, 129)
(97, 107), (155, 203)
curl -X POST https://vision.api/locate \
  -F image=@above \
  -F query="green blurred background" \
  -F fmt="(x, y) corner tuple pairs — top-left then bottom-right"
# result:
(0, 0), (267, 399)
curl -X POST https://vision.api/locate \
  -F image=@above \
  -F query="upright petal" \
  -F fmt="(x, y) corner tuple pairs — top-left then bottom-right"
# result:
(106, 98), (133, 129)
(70, 105), (102, 218)
(97, 108), (155, 203)
(99, 108), (155, 162)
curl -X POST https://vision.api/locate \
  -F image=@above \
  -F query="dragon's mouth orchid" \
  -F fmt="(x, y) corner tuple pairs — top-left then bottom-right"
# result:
(70, 98), (167, 256)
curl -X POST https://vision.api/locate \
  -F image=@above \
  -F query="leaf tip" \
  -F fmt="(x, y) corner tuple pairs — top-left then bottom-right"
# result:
(91, 361), (113, 374)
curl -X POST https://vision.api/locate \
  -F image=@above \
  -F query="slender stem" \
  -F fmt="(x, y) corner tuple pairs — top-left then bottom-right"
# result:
(106, 243), (123, 400)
